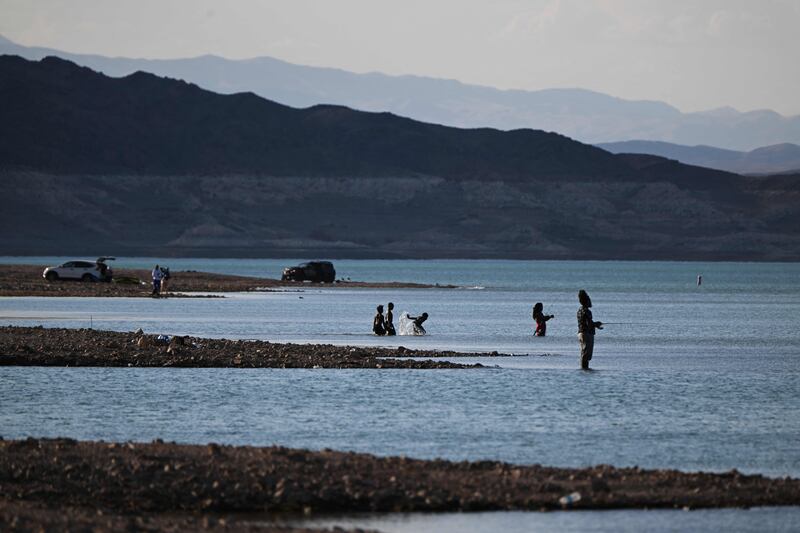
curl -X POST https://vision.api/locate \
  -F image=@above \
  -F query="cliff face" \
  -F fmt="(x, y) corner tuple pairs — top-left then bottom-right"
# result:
(1, 56), (797, 260)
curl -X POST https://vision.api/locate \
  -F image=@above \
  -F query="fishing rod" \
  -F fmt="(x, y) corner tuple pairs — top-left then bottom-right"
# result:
(597, 322), (657, 326)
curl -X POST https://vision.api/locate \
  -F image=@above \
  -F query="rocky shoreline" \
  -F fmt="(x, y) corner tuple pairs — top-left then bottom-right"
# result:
(0, 264), (453, 297)
(0, 499), (348, 533)
(1, 438), (798, 532)
(0, 326), (489, 369)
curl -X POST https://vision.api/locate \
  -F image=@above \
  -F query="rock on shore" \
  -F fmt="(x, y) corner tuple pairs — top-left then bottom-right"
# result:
(0, 326), (481, 369)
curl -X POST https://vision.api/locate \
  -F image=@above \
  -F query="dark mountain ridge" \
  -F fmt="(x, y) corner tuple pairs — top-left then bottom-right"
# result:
(3, 34), (799, 151)
(0, 55), (797, 260)
(1, 55), (631, 181)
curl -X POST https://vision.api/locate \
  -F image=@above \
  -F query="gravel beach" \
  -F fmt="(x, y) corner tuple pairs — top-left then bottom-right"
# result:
(0, 326), (487, 369)
(0, 264), (452, 297)
(1, 438), (798, 532)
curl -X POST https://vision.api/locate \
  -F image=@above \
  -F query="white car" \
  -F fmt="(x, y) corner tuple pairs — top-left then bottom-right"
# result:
(43, 257), (115, 282)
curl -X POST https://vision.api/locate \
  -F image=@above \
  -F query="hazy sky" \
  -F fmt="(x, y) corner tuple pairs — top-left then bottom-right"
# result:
(2, 0), (799, 115)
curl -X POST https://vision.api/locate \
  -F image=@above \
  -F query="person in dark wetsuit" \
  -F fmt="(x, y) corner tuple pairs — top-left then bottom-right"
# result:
(407, 312), (428, 335)
(577, 290), (603, 369)
(373, 305), (386, 336)
(385, 302), (396, 336)
(532, 302), (554, 336)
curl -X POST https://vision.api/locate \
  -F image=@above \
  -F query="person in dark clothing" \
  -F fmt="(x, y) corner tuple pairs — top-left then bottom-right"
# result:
(151, 264), (162, 297)
(577, 290), (602, 369)
(96, 261), (109, 281)
(160, 266), (171, 296)
(407, 312), (428, 335)
(373, 305), (386, 336)
(532, 302), (554, 336)
(385, 302), (396, 336)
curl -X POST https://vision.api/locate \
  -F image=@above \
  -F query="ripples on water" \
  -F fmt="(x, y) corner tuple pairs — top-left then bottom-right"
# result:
(1, 259), (799, 530)
(3, 366), (798, 476)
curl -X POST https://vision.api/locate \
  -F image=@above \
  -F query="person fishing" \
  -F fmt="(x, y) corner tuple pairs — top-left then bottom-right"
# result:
(577, 290), (602, 369)
(385, 302), (396, 336)
(532, 302), (554, 336)
(373, 305), (386, 336)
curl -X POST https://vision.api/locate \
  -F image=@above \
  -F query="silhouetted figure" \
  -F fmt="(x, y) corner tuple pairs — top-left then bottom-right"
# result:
(406, 312), (428, 335)
(697, 274), (702, 286)
(532, 302), (554, 336)
(385, 302), (396, 336)
(373, 305), (386, 336)
(577, 290), (603, 370)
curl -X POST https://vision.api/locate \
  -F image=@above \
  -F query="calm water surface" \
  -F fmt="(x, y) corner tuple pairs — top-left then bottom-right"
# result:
(2, 259), (799, 531)
(287, 507), (800, 533)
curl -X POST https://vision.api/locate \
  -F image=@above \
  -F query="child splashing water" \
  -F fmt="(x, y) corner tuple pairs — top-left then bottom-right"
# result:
(399, 312), (428, 336)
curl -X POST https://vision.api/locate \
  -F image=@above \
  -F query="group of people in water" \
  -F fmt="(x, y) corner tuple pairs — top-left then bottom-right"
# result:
(372, 290), (602, 369)
(373, 302), (429, 336)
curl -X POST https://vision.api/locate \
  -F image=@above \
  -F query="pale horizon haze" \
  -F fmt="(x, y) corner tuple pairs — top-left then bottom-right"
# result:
(1, 0), (799, 116)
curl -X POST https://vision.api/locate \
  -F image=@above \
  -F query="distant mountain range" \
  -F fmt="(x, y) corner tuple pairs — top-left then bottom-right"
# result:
(597, 141), (800, 175)
(1, 55), (798, 261)
(0, 56), (630, 179)
(2, 34), (799, 152)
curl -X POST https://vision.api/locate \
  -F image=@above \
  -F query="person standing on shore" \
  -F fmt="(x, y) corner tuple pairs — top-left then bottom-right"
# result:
(151, 264), (163, 297)
(577, 290), (602, 369)
(373, 305), (386, 336)
(160, 266), (171, 296)
(385, 302), (396, 336)
(532, 302), (554, 336)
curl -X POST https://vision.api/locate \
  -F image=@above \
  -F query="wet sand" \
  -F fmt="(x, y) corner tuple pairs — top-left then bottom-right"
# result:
(1, 438), (798, 533)
(0, 326), (487, 369)
(0, 264), (453, 297)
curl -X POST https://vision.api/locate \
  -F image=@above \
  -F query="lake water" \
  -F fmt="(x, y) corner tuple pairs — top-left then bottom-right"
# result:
(289, 507), (800, 533)
(2, 258), (799, 531)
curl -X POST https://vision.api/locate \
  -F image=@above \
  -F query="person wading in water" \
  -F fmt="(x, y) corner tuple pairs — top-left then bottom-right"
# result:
(407, 312), (428, 335)
(385, 302), (396, 336)
(532, 302), (554, 336)
(577, 290), (602, 369)
(373, 305), (386, 336)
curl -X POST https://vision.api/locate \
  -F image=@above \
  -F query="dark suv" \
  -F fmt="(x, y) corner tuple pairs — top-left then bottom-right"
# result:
(281, 261), (336, 283)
